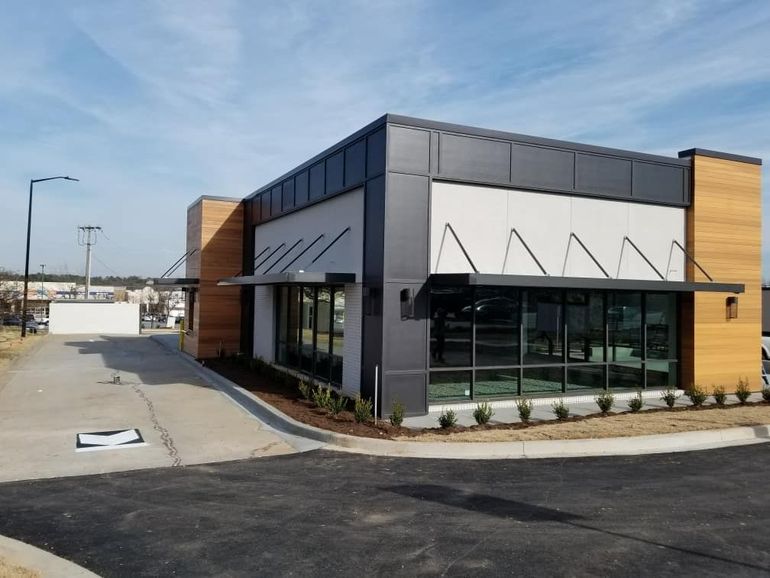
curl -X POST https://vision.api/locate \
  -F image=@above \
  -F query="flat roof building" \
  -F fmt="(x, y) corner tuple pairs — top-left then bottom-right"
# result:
(173, 114), (762, 416)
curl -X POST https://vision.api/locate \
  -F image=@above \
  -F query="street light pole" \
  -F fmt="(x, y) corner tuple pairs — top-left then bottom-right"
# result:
(21, 176), (79, 337)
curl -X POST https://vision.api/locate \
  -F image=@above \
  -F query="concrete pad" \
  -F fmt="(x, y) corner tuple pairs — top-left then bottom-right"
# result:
(0, 334), (295, 482)
(0, 534), (99, 577)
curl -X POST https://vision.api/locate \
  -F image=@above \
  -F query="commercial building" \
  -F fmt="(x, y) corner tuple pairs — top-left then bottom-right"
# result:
(172, 115), (762, 416)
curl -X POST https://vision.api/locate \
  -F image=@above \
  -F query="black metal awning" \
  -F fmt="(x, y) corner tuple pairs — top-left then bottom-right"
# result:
(430, 273), (744, 294)
(146, 277), (199, 289)
(218, 272), (357, 286)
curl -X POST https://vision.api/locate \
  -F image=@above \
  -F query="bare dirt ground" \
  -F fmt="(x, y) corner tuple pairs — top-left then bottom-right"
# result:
(403, 404), (770, 442)
(0, 557), (39, 578)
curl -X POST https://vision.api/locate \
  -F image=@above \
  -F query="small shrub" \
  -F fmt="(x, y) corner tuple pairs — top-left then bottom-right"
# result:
(312, 386), (332, 411)
(328, 394), (348, 416)
(516, 398), (533, 423)
(735, 377), (751, 404)
(685, 384), (708, 407)
(660, 387), (678, 408)
(297, 380), (312, 401)
(762, 387), (770, 402)
(595, 391), (615, 414)
(551, 399), (569, 420)
(712, 385), (727, 407)
(473, 402), (494, 425)
(438, 409), (458, 429)
(353, 395), (373, 423)
(627, 391), (644, 413)
(389, 400), (405, 427)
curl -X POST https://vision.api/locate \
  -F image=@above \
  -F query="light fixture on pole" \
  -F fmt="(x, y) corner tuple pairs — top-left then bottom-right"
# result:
(21, 176), (79, 337)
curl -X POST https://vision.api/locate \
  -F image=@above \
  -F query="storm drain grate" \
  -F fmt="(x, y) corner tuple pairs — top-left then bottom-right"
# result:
(75, 429), (147, 452)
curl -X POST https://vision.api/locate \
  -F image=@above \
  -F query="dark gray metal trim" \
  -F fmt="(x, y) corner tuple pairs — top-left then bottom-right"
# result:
(148, 278), (200, 288)
(387, 114), (691, 167)
(218, 272), (357, 286)
(678, 148), (762, 166)
(430, 273), (745, 294)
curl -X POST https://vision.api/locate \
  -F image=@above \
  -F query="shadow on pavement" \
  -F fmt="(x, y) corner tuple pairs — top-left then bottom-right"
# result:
(63, 335), (210, 388)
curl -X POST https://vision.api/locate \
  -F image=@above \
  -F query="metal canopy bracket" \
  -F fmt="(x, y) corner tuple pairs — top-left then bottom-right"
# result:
(564, 233), (610, 278)
(439, 223), (478, 273)
(669, 240), (714, 282)
(502, 227), (548, 276)
(619, 236), (665, 280)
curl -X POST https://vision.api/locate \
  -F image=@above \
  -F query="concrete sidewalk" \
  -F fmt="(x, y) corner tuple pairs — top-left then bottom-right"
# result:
(0, 334), (297, 483)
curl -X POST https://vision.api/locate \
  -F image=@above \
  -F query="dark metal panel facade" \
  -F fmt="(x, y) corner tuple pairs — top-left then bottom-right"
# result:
(344, 139), (366, 186)
(325, 151), (344, 194)
(384, 173), (430, 280)
(575, 153), (632, 197)
(281, 180), (295, 210)
(632, 161), (685, 203)
(439, 133), (511, 184)
(388, 126), (430, 175)
(271, 185), (282, 214)
(367, 128), (386, 178)
(309, 162), (325, 200)
(511, 143), (574, 190)
(295, 171), (309, 205)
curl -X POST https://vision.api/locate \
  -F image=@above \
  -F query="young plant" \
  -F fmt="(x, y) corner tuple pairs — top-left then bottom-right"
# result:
(712, 385), (727, 407)
(472, 402), (494, 425)
(312, 386), (332, 411)
(389, 400), (405, 427)
(627, 391), (644, 413)
(551, 399), (569, 420)
(438, 408), (458, 429)
(762, 387), (770, 402)
(595, 391), (615, 414)
(660, 386), (678, 408)
(353, 395), (373, 423)
(516, 398), (533, 423)
(735, 377), (751, 404)
(327, 394), (348, 416)
(297, 380), (312, 401)
(685, 384), (708, 407)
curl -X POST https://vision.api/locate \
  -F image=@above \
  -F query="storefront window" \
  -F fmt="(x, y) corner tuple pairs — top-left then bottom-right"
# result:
(429, 371), (471, 401)
(429, 287), (472, 367)
(609, 292), (642, 363)
(524, 289), (563, 364)
(646, 293), (677, 360)
(566, 291), (604, 362)
(275, 285), (344, 385)
(474, 287), (519, 367)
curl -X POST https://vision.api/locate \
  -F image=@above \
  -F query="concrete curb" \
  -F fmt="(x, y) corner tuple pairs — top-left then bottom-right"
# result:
(151, 336), (770, 460)
(0, 534), (100, 577)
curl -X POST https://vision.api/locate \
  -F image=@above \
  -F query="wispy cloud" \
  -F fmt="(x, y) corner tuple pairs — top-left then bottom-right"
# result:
(0, 0), (767, 276)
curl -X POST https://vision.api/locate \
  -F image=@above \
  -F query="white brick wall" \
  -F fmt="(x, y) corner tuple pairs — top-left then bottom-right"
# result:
(342, 283), (362, 397)
(253, 285), (274, 361)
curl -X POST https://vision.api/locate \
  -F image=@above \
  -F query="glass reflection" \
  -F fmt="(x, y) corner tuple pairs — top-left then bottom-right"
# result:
(524, 289), (563, 364)
(567, 291), (604, 362)
(475, 287), (519, 367)
(609, 292), (641, 362)
(429, 287), (472, 367)
(522, 366), (563, 394)
(646, 293), (677, 360)
(429, 371), (471, 401)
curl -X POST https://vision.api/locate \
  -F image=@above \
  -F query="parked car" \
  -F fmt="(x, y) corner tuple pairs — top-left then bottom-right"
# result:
(2, 316), (22, 326)
(25, 320), (39, 334)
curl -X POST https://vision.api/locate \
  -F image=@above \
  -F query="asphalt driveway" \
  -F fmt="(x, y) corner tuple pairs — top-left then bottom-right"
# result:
(0, 445), (768, 577)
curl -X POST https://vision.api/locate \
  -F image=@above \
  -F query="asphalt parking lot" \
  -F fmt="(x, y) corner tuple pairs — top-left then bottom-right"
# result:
(1, 444), (769, 577)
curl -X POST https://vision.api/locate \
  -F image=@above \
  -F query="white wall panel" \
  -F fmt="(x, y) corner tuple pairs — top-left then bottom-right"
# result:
(431, 181), (685, 281)
(253, 188), (364, 277)
(253, 286), (274, 361)
(49, 302), (140, 335)
(342, 283), (362, 397)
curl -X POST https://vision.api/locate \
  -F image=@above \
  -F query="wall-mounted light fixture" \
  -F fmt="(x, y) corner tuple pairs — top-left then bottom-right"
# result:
(726, 296), (739, 320)
(400, 287), (415, 319)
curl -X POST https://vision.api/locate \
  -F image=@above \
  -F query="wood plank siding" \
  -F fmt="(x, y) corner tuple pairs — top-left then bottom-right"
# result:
(681, 155), (762, 392)
(183, 198), (243, 358)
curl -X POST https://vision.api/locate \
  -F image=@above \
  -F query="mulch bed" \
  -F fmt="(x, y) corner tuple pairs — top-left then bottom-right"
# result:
(204, 358), (770, 440)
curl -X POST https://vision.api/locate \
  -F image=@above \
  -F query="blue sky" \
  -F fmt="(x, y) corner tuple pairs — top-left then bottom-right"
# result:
(1, 0), (768, 278)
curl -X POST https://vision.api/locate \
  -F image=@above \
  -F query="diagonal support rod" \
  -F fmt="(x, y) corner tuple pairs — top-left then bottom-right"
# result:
(445, 223), (478, 273)
(255, 243), (286, 272)
(281, 234), (325, 272)
(621, 236), (664, 280)
(311, 227), (351, 264)
(161, 248), (197, 278)
(502, 228), (548, 276)
(264, 239), (304, 274)
(671, 240), (713, 282)
(569, 233), (610, 278)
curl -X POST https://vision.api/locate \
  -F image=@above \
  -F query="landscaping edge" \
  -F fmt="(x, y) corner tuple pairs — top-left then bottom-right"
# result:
(151, 335), (770, 460)
(0, 534), (100, 578)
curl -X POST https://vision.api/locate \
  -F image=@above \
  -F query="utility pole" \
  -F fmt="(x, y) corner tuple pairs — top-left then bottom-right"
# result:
(78, 226), (102, 300)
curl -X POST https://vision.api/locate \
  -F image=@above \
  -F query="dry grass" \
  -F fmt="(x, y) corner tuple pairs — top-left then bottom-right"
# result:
(0, 328), (41, 374)
(0, 557), (40, 578)
(399, 404), (770, 443)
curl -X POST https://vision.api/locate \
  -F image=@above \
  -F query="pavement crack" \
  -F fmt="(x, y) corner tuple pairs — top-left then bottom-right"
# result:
(131, 384), (182, 467)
